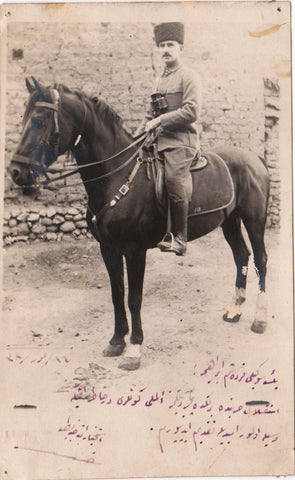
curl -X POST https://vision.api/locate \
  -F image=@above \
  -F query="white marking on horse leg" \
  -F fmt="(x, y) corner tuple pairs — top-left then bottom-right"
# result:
(123, 343), (141, 359)
(118, 344), (141, 371)
(223, 287), (245, 322)
(251, 291), (267, 333)
(225, 304), (241, 319)
(241, 265), (248, 276)
(233, 287), (246, 305)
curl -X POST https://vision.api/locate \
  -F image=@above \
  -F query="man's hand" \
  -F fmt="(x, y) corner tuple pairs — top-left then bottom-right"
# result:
(145, 117), (161, 132)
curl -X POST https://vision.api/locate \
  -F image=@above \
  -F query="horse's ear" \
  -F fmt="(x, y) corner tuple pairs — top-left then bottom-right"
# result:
(25, 77), (35, 94)
(31, 76), (48, 100)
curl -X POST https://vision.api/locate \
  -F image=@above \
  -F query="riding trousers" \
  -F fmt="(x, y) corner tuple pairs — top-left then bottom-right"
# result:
(158, 147), (195, 205)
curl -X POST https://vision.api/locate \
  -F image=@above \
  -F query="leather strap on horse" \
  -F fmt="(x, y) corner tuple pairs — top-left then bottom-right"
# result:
(15, 87), (149, 188)
(14, 88), (60, 176)
(90, 155), (144, 225)
(90, 139), (154, 223)
(109, 155), (144, 207)
(40, 132), (148, 186)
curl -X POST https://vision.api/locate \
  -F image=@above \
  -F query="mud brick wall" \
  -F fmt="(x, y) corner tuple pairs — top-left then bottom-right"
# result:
(3, 21), (281, 243)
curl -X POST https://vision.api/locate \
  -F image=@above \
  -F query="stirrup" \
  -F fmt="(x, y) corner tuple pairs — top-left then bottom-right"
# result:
(170, 236), (187, 256)
(157, 232), (174, 251)
(157, 233), (187, 256)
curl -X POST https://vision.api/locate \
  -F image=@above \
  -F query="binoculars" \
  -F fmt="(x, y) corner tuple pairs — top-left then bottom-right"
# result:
(150, 93), (168, 117)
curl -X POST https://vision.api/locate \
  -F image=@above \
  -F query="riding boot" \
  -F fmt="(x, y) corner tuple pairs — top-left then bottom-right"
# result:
(157, 200), (188, 256)
(170, 200), (188, 255)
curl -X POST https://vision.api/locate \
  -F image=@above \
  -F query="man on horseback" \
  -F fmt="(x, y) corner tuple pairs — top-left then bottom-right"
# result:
(135, 22), (202, 255)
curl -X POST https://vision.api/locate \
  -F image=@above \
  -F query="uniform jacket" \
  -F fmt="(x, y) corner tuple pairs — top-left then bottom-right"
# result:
(135, 64), (202, 152)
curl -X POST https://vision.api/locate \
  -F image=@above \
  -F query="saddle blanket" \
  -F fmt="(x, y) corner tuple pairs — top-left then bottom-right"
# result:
(155, 151), (235, 217)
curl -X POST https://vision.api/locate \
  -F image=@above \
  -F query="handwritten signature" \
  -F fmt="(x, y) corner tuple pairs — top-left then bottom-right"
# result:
(58, 416), (105, 446)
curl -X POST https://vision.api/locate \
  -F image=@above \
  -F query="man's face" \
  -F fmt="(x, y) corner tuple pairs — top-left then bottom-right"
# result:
(158, 40), (183, 67)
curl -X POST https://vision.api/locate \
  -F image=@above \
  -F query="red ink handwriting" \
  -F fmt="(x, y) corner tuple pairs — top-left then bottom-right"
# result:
(157, 422), (279, 454)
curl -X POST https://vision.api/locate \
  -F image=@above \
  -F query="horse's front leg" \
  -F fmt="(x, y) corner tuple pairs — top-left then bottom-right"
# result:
(100, 243), (129, 356)
(118, 245), (147, 371)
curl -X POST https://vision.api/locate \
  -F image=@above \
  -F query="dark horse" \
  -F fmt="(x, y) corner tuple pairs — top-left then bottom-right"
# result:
(9, 78), (270, 370)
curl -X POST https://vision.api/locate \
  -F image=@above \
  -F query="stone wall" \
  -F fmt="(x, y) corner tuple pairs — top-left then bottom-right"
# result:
(3, 21), (281, 243)
(263, 78), (280, 228)
(3, 205), (90, 246)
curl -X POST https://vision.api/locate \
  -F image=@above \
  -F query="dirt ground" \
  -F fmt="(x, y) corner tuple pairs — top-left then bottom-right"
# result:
(2, 227), (280, 381)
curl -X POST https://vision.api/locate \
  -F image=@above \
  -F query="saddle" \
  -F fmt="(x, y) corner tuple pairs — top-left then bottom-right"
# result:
(154, 151), (235, 217)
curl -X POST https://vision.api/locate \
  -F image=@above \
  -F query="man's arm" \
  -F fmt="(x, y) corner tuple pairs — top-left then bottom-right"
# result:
(158, 70), (202, 129)
(134, 106), (153, 136)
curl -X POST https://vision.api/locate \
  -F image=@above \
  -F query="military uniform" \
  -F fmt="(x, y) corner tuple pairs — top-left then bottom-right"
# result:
(136, 65), (202, 202)
(137, 65), (201, 151)
(135, 22), (202, 255)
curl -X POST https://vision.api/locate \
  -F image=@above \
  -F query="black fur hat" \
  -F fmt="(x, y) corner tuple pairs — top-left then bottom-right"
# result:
(154, 22), (184, 46)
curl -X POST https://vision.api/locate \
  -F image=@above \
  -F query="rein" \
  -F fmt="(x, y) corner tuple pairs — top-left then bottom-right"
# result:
(14, 85), (150, 189)
(41, 132), (149, 186)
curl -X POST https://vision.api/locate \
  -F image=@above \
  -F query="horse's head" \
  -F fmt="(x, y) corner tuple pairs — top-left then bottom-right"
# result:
(9, 77), (70, 188)
(9, 77), (133, 191)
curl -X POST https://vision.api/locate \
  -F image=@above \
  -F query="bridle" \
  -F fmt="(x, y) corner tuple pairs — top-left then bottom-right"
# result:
(10, 84), (161, 226)
(13, 87), (150, 188)
(12, 88), (61, 182)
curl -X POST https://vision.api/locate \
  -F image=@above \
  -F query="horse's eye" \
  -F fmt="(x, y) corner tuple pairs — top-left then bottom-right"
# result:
(32, 118), (43, 129)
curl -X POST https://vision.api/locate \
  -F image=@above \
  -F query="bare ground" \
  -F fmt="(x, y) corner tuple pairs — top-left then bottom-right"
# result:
(2, 228), (280, 383)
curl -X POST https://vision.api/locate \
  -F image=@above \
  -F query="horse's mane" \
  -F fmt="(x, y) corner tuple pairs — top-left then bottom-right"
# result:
(56, 84), (132, 139)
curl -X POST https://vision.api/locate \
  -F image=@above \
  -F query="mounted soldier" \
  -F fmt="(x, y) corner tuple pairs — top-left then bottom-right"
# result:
(9, 73), (270, 369)
(135, 22), (202, 255)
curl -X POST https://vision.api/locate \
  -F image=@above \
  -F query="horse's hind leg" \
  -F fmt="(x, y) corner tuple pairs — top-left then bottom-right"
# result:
(100, 244), (129, 356)
(222, 215), (251, 323)
(242, 217), (268, 333)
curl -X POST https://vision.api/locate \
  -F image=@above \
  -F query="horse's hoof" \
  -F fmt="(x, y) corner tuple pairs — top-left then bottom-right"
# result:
(223, 304), (241, 323)
(251, 321), (267, 334)
(118, 344), (141, 370)
(118, 357), (141, 371)
(103, 343), (126, 357)
(223, 312), (241, 323)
